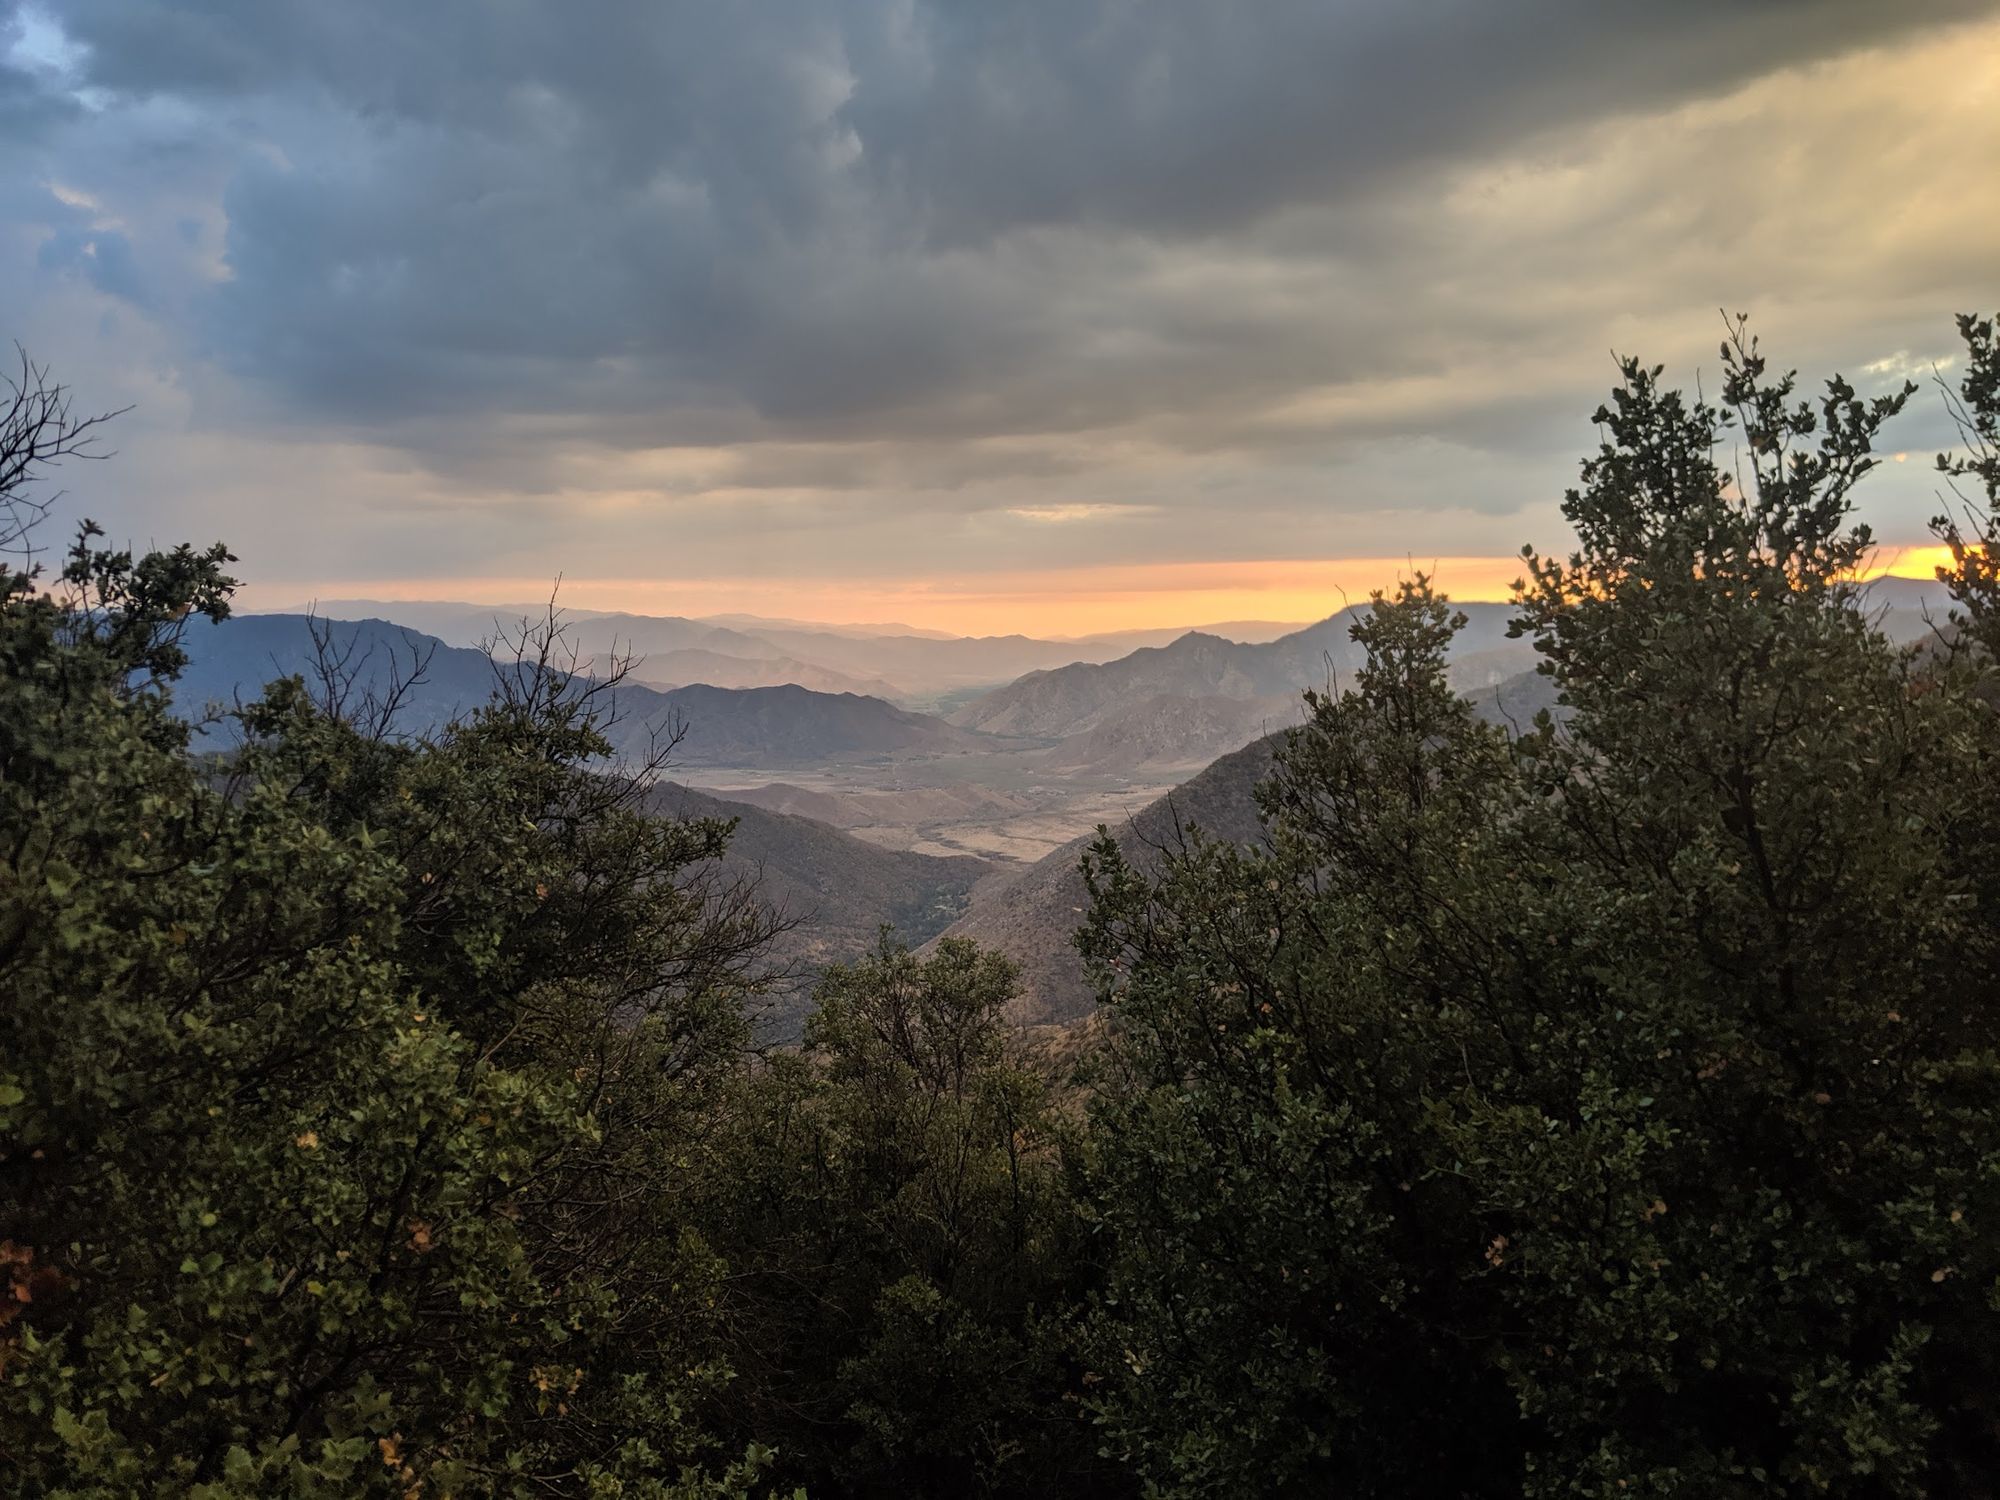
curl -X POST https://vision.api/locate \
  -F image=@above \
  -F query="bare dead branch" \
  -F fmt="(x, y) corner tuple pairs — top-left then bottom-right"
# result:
(0, 345), (132, 564)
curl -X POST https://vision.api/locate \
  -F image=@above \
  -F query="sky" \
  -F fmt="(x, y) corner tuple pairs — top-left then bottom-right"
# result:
(3, 2), (1997, 637)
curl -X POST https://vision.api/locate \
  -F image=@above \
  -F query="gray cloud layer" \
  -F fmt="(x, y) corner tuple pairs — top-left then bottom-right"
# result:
(3, 0), (1997, 594)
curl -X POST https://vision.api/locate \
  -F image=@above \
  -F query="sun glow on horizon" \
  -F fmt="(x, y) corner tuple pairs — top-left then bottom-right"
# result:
(230, 556), (1530, 637)
(231, 548), (1957, 639)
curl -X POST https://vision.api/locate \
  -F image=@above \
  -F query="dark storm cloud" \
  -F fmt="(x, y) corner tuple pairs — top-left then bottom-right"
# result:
(28, 0), (1996, 446)
(38, 224), (151, 308)
(0, 54), (71, 141)
(830, 1), (1990, 243)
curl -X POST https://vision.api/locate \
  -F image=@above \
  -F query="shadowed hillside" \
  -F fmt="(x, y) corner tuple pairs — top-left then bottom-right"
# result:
(937, 735), (1280, 1025)
(649, 782), (995, 1036)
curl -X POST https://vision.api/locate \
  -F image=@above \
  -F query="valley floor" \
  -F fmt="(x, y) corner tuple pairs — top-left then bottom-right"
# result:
(676, 753), (1186, 866)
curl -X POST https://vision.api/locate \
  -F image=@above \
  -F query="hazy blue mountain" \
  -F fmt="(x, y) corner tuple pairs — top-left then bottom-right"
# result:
(172, 616), (988, 768)
(172, 614), (522, 739)
(947, 604), (1526, 740)
(297, 600), (788, 663)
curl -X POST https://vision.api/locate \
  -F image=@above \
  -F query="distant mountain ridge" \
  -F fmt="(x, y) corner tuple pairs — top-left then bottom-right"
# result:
(941, 578), (1956, 765)
(171, 615), (996, 768)
(621, 648), (904, 700)
(299, 600), (783, 662)
(273, 577), (1956, 708)
(1059, 619), (1314, 650)
(949, 605), (1525, 741)
(275, 600), (1170, 704)
(252, 581), (1956, 779)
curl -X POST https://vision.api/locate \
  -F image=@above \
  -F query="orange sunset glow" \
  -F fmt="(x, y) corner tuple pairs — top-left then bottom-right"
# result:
(240, 556), (1537, 636)
(239, 549), (1960, 639)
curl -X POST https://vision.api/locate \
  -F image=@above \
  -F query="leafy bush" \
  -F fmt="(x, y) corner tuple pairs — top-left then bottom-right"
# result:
(1, 508), (782, 1494)
(701, 933), (1109, 1496)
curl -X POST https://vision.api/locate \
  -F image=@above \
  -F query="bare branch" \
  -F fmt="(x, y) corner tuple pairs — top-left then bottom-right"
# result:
(0, 345), (132, 564)
(302, 611), (439, 742)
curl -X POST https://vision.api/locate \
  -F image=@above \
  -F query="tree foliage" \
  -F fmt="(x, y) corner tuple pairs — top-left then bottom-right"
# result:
(1080, 316), (2000, 1497)
(0, 387), (787, 1492)
(700, 932), (1109, 1497)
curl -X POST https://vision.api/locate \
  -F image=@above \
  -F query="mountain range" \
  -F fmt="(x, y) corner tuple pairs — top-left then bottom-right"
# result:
(233, 576), (1959, 781)
(174, 615), (1005, 768)
(948, 603), (1532, 770)
(294, 598), (1176, 707)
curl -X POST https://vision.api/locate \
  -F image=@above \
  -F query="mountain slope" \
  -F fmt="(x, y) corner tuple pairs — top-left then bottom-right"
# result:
(650, 782), (994, 1037)
(936, 735), (1280, 1025)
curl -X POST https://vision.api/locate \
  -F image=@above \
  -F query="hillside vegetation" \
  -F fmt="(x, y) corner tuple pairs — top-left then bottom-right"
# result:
(6, 313), (2000, 1498)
